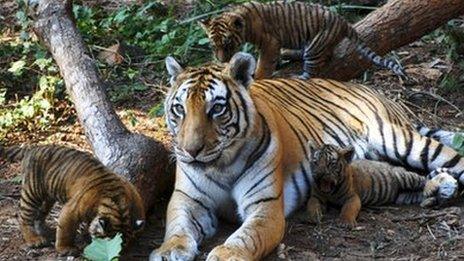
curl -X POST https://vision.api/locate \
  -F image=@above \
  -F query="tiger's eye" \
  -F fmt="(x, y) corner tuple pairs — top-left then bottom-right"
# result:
(211, 104), (225, 115)
(173, 104), (184, 115)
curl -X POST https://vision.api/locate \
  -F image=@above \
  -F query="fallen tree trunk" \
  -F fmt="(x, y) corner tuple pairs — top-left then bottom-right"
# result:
(321, 0), (464, 80)
(317, 0), (385, 6)
(31, 0), (174, 211)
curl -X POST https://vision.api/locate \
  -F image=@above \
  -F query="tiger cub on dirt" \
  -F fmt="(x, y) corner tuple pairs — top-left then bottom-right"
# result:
(200, 1), (405, 79)
(307, 144), (429, 227)
(0, 144), (145, 256)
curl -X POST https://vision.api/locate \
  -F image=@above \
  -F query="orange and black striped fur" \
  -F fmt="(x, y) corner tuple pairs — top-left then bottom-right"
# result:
(307, 144), (426, 227)
(149, 52), (463, 261)
(200, 1), (405, 79)
(0, 144), (145, 256)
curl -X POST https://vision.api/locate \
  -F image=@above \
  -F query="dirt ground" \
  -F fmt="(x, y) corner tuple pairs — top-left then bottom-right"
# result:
(1, 12), (464, 261)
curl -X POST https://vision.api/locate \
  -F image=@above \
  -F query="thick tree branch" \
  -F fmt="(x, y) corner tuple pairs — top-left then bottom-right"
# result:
(321, 0), (464, 80)
(31, 0), (174, 210)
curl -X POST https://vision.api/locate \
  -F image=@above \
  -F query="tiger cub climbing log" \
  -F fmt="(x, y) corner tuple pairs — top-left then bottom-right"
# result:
(200, 1), (406, 79)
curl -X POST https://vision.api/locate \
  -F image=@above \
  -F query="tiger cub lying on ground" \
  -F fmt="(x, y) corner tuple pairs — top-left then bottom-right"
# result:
(0, 144), (145, 256)
(200, 1), (405, 79)
(307, 144), (458, 227)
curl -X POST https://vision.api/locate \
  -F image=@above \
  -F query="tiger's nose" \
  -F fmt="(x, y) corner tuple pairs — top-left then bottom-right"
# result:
(185, 145), (204, 158)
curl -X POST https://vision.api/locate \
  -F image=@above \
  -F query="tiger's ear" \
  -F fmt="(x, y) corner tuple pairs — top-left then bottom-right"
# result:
(340, 146), (355, 163)
(165, 56), (183, 86)
(227, 52), (256, 89)
(198, 18), (211, 30)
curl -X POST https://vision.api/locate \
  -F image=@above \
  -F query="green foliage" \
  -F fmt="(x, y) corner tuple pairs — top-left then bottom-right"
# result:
(0, 75), (61, 139)
(424, 20), (464, 62)
(83, 233), (123, 261)
(148, 103), (165, 118)
(453, 133), (464, 156)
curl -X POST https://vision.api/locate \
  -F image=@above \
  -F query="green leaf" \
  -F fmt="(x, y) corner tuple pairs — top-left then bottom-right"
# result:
(34, 58), (52, 70)
(83, 233), (123, 261)
(198, 38), (210, 45)
(148, 103), (164, 118)
(452, 133), (464, 155)
(8, 60), (26, 76)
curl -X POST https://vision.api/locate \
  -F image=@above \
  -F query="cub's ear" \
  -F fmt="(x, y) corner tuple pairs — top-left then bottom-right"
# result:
(232, 16), (244, 30)
(198, 18), (211, 30)
(165, 56), (184, 86)
(227, 52), (256, 89)
(96, 217), (108, 233)
(340, 146), (355, 163)
(307, 141), (317, 153)
(307, 141), (320, 161)
(134, 219), (145, 230)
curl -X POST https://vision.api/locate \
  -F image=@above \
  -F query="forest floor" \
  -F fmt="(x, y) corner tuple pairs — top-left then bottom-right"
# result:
(1, 1), (464, 260)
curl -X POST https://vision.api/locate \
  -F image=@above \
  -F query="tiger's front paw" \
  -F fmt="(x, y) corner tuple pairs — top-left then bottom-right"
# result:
(149, 236), (197, 261)
(206, 245), (252, 261)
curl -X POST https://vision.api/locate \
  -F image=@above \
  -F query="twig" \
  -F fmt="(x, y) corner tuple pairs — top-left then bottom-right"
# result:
(407, 91), (463, 116)
(427, 224), (436, 240)
(179, 8), (227, 25)
(392, 212), (447, 222)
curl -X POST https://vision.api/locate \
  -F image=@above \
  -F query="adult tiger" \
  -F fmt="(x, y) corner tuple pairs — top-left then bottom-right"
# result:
(149, 52), (463, 261)
(200, 1), (405, 79)
(0, 144), (145, 256)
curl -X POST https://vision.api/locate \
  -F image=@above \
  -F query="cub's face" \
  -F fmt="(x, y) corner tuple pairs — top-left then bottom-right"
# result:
(310, 144), (355, 194)
(200, 14), (245, 62)
(164, 52), (256, 167)
(88, 188), (145, 243)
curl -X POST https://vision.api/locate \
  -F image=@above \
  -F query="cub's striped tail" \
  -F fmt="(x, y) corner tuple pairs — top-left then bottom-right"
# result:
(391, 166), (426, 205)
(0, 145), (29, 162)
(347, 28), (406, 77)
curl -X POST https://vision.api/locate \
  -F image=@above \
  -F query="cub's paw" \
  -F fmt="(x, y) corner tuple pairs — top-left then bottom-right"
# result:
(206, 245), (252, 261)
(308, 210), (323, 224)
(307, 200), (323, 224)
(149, 236), (197, 261)
(56, 246), (79, 257)
(337, 218), (357, 229)
(290, 73), (311, 81)
(25, 235), (50, 248)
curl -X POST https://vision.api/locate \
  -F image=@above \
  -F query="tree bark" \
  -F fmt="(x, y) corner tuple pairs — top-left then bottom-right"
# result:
(321, 0), (464, 81)
(31, 0), (174, 211)
(316, 0), (385, 6)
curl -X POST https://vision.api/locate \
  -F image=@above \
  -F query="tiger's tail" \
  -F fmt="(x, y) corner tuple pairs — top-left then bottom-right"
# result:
(415, 124), (462, 148)
(347, 28), (406, 77)
(0, 145), (29, 162)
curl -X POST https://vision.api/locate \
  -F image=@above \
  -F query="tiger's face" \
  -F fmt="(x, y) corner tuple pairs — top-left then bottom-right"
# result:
(200, 14), (245, 62)
(88, 187), (145, 243)
(164, 52), (256, 167)
(309, 144), (355, 194)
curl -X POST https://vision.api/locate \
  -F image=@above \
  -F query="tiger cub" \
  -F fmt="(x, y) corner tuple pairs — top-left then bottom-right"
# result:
(307, 144), (427, 227)
(0, 144), (145, 256)
(200, 1), (405, 79)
